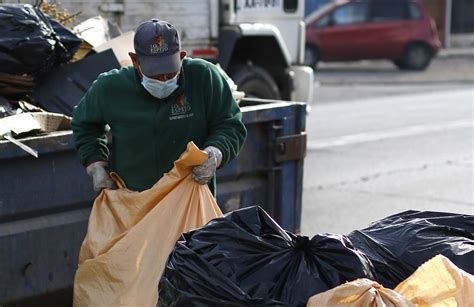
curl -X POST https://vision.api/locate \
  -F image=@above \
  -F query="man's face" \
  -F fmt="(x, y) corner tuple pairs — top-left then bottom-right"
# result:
(128, 51), (186, 81)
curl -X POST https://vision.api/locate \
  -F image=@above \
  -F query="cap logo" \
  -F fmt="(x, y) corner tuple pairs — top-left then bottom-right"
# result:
(150, 36), (169, 54)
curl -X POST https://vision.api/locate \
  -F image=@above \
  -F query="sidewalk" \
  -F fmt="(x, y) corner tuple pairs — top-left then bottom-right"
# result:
(314, 52), (474, 85)
(438, 47), (474, 59)
(439, 33), (474, 59)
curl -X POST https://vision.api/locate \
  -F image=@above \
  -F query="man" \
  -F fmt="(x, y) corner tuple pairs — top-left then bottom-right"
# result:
(71, 19), (247, 195)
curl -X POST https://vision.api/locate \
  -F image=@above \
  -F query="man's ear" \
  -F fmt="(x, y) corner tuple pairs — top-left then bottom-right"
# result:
(129, 52), (138, 66)
(128, 52), (142, 78)
(179, 50), (187, 60)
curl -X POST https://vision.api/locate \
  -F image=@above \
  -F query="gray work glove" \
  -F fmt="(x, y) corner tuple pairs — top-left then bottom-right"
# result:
(86, 161), (118, 192)
(192, 146), (223, 185)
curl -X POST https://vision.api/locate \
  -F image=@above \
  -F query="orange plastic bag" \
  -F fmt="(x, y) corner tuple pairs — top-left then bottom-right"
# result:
(307, 278), (413, 307)
(73, 142), (223, 307)
(394, 255), (474, 306)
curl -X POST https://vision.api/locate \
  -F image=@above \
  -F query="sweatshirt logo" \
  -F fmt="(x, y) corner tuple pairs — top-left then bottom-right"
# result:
(176, 94), (185, 107)
(170, 95), (193, 120)
(150, 36), (168, 54)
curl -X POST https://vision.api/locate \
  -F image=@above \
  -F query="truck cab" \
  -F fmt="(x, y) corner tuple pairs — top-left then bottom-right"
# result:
(220, 0), (314, 103)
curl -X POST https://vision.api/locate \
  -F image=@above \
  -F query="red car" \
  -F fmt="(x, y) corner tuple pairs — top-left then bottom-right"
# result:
(304, 0), (441, 70)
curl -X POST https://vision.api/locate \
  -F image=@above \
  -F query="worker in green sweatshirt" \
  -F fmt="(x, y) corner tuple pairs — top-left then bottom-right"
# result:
(71, 19), (247, 195)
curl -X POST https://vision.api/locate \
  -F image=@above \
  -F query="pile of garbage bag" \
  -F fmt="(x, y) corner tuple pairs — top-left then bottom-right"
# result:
(0, 3), (123, 157)
(348, 210), (474, 288)
(159, 206), (474, 306)
(0, 4), (80, 76)
(308, 254), (474, 306)
(0, 3), (244, 157)
(159, 206), (375, 306)
(0, 3), (122, 110)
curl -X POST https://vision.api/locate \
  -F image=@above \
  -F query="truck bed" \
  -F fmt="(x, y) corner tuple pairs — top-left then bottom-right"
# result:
(0, 99), (306, 305)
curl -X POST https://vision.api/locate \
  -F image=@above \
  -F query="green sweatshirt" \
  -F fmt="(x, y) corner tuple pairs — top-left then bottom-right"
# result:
(71, 57), (247, 193)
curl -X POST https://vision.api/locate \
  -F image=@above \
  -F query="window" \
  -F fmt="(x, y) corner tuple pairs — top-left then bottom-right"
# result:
(408, 2), (422, 19)
(305, 0), (333, 17)
(370, 0), (409, 22)
(316, 15), (330, 28)
(284, 0), (298, 12)
(332, 2), (368, 26)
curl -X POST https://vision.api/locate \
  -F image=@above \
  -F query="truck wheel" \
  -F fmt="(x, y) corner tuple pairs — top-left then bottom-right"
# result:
(402, 44), (432, 70)
(229, 64), (280, 100)
(304, 45), (319, 69)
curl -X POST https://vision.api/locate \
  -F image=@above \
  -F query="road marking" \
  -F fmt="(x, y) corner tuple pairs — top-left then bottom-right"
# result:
(308, 119), (473, 150)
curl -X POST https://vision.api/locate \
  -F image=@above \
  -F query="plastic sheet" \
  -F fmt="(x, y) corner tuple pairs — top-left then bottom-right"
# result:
(348, 210), (474, 288)
(159, 206), (375, 306)
(32, 49), (120, 115)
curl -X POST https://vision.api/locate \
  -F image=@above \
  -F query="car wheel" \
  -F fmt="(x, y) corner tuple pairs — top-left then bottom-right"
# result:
(304, 45), (320, 69)
(229, 64), (280, 100)
(402, 44), (432, 70)
(393, 59), (407, 69)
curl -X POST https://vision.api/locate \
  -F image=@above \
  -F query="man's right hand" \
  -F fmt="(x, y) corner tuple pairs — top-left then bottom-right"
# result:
(86, 161), (118, 192)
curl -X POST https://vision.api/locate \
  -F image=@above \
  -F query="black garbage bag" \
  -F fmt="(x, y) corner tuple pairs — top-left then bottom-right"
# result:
(0, 4), (80, 76)
(348, 210), (474, 289)
(47, 17), (82, 63)
(159, 206), (375, 306)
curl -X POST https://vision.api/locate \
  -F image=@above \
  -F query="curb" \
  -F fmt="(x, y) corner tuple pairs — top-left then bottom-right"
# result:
(437, 49), (474, 60)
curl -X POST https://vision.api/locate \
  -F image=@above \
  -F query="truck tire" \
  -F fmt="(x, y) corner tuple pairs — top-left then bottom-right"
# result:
(229, 64), (280, 100)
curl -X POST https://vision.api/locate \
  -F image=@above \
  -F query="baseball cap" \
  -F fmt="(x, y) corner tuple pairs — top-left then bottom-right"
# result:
(134, 19), (181, 76)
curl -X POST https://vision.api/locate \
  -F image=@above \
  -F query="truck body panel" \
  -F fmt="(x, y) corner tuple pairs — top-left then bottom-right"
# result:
(230, 0), (305, 64)
(54, 0), (313, 101)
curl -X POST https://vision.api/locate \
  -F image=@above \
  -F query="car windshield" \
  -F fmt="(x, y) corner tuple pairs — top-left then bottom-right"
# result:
(305, 1), (340, 24)
(333, 1), (368, 25)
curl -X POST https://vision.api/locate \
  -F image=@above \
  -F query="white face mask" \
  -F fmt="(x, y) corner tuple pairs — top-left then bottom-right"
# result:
(140, 69), (179, 99)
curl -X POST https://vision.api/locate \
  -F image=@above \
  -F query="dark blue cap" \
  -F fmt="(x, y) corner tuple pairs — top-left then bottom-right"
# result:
(134, 19), (181, 76)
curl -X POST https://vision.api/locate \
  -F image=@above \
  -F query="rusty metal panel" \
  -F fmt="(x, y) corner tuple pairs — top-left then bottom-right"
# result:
(274, 132), (307, 163)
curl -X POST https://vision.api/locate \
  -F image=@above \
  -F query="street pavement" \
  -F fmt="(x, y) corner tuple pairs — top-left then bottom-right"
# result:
(300, 54), (474, 236)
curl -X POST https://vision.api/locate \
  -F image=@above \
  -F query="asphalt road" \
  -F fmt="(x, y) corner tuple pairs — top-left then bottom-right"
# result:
(300, 58), (473, 236)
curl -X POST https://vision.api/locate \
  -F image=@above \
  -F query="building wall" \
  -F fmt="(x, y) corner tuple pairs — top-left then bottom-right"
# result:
(451, 0), (474, 34)
(420, 0), (448, 46)
(420, 0), (473, 47)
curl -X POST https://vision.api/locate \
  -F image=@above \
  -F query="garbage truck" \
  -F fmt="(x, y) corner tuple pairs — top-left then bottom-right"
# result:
(63, 0), (314, 103)
(0, 1), (310, 304)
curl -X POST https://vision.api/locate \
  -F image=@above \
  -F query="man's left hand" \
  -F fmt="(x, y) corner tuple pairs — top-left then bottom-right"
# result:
(192, 146), (223, 185)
